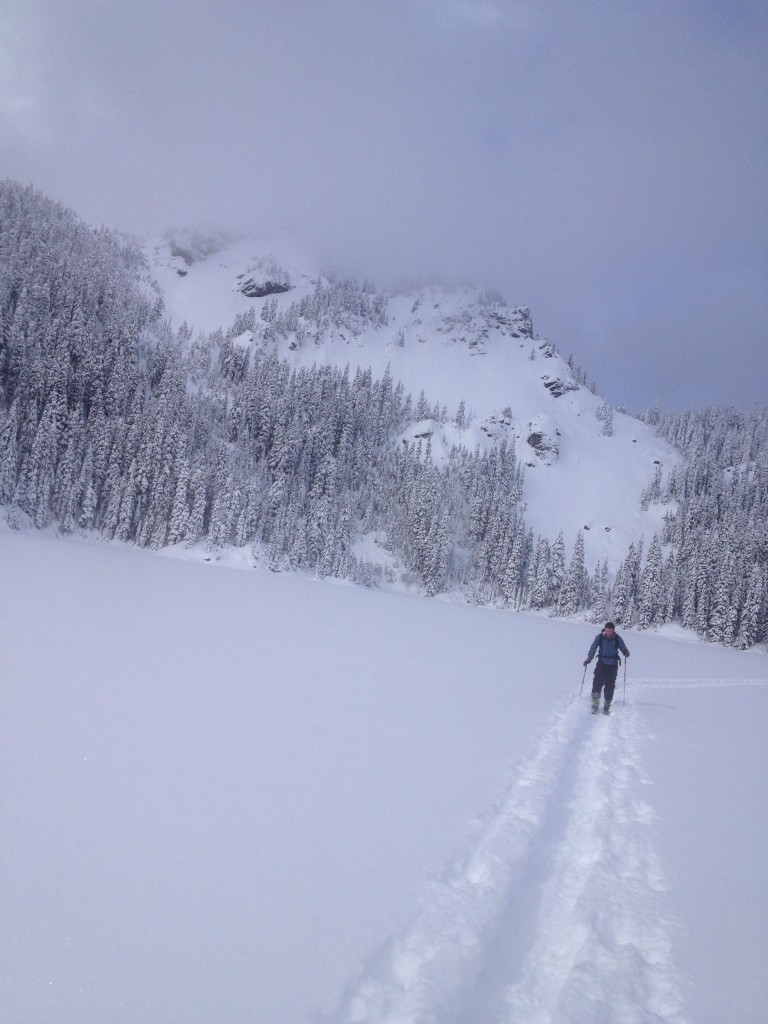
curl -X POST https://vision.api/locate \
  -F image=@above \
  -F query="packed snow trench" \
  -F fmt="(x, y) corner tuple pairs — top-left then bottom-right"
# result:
(332, 671), (768, 1024)
(334, 695), (686, 1024)
(2, 530), (767, 1024)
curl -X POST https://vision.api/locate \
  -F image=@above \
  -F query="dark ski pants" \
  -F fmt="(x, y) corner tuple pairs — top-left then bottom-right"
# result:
(592, 661), (619, 705)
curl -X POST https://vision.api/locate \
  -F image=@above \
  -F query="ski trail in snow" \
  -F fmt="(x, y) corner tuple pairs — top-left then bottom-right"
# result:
(631, 678), (766, 689)
(332, 698), (687, 1024)
(497, 701), (687, 1024)
(333, 697), (588, 1024)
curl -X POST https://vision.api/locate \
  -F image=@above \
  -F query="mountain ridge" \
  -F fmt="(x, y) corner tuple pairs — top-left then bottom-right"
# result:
(143, 230), (678, 572)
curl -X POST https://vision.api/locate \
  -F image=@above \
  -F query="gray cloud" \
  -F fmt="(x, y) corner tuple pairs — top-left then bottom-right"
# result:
(2, 0), (766, 411)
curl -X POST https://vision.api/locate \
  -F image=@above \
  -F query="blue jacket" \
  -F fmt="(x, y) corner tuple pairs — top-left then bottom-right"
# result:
(587, 631), (629, 666)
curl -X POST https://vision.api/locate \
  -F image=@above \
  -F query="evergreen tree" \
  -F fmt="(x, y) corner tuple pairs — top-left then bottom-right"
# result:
(601, 406), (614, 437)
(557, 530), (587, 617)
(547, 531), (566, 611)
(591, 559), (609, 623)
(735, 565), (765, 649)
(528, 538), (551, 610)
(167, 459), (191, 546)
(709, 557), (738, 645)
(78, 448), (97, 532)
(638, 534), (663, 629)
(0, 401), (20, 504)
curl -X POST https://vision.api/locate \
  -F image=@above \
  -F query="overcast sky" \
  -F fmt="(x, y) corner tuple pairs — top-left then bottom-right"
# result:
(2, 0), (766, 412)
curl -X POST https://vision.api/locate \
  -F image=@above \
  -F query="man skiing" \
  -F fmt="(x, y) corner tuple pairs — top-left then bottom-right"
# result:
(583, 621), (629, 714)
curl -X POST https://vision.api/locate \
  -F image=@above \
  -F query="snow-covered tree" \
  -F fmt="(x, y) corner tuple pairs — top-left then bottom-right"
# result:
(557, 530), (587, 617)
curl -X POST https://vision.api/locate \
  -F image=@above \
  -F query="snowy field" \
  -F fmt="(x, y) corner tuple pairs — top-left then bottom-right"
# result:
(1, 529), (766, 1024)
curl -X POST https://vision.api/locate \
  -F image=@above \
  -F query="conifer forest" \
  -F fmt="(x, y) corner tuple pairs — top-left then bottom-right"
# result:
(1, 180), (766, 648)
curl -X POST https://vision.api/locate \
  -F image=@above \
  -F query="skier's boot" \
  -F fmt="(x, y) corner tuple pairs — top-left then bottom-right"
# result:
(602, 701), (612, 715)
(591, 694), (600, 714)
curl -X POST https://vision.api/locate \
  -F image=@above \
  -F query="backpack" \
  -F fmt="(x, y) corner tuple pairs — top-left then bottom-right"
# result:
(597, 633), (622, 665)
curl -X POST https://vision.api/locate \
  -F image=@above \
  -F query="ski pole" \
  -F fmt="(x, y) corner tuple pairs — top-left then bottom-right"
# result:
(580, 664), (587, 696)
(623, 658), (627, 705)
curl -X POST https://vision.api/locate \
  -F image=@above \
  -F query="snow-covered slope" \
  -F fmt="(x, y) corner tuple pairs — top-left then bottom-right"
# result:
(146, 232), (679, 570)
(147, 232), (321, 334)
(3, 527), (766, 1023)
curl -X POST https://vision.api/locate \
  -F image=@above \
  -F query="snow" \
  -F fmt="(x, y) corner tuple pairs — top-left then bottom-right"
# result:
(146, 234), (320, 335)
(2, 527), (766, 1023)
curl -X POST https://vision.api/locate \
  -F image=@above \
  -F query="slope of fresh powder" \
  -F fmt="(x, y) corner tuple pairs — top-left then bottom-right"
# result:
(145, 235), (320, 336)
(1, 527), (766, 1023)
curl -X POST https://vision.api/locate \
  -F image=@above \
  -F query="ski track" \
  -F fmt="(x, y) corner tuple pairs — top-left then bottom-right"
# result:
(631, 678), (767, 689)
(332, 697), (688, 1024)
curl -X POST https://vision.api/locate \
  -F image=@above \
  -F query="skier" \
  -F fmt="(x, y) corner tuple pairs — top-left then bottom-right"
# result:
(583, 621), (629, 714)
